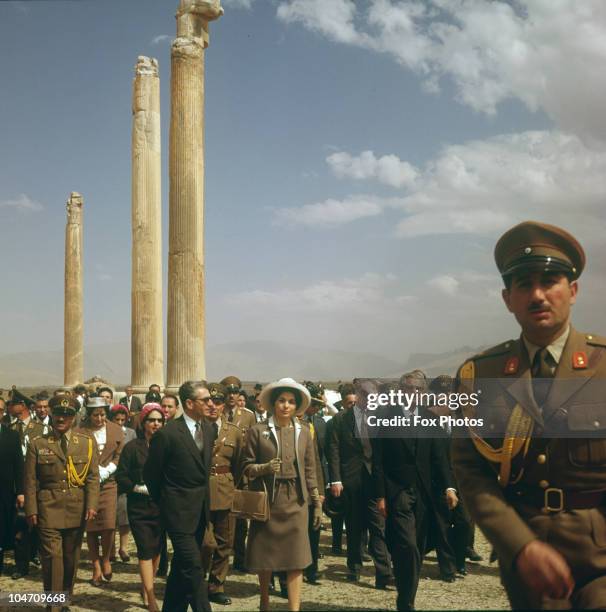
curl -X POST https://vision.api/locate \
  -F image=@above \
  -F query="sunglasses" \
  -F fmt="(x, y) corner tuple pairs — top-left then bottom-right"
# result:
(145, 418), (164, 423)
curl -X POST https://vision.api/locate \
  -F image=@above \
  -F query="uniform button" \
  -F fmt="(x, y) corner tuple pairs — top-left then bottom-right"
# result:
(594, 421), (601, 428)
(62, 489), (66, 493)
(539, 480), (549, 489)
(537, 454), (546, 464)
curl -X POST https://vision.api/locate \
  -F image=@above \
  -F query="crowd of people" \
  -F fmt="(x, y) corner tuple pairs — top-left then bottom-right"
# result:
(0, 372), (480, 612)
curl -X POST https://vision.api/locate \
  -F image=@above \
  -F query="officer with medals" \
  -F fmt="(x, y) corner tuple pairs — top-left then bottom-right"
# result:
(24, 395), (100, 612)
(203, 383), (244, 605)
(452, 221), (606, 609)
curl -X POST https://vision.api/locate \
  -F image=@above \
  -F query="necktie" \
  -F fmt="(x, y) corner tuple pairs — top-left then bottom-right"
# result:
(531, 348), (553, 407)
(194, 421), (204, 451)
(212, 422), (219, 440)
(61, 434), (69, 458)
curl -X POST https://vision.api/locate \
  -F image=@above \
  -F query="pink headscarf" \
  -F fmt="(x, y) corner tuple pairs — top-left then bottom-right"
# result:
(140, 402), (167, 424)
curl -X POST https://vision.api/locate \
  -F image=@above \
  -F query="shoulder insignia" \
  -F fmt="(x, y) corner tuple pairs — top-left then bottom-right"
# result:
(573, 351), (588, 369)
(504, 356), (520, 375)
(473, 339), (516, 362)
(586, 333), (606, 348)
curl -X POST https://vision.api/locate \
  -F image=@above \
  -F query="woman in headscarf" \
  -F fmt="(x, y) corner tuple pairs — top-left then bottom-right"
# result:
(242, 378), (322, 612)
(115, 403), (166, 612)
(79, 396), (124, 585)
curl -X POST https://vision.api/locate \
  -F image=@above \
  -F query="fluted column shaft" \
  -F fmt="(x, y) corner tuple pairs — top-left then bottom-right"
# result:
(64, 192), (84, 387)
(132, 56), (163, 392)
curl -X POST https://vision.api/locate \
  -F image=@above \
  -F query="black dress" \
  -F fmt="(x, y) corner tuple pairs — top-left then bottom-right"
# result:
(115, 438), (163, 560)
(0, 425), (23, 550)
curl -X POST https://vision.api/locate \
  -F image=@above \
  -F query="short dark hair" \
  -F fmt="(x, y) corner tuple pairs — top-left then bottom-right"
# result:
(162, 393), (179, 407)
(340, 383), (355, 399)
(149, 383), (161, 391)
(97, 386), (113, 399)
(145, 391), (162, 404)
(178, 381), (209, 408)
(269, 386), (302, 408)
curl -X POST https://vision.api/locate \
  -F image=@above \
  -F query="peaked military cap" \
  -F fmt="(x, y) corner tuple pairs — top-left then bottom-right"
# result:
(8, 388), (33, 407)
(495, 221), (585, 280)
(48, 395), (79, 415)
(220, 376), (241, 391)
(208, 383), (226, 402)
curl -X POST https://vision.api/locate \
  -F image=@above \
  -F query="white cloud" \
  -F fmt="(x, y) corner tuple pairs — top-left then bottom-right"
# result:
(327, 150), (419, 188)
(272, 194), (400, 227)
(227, 273), (402, 313)
(276, 0), (606, 143)
(151, 34), (171, 45)
(427, 275), (460, 296)
(0, 194), (43, 212)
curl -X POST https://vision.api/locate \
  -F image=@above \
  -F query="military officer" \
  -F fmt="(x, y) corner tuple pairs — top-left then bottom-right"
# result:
(452, 221), (606, 610)
(202, 383), (243, 605)
(220, 376), (255, 572)
(24, 395), (99, 612)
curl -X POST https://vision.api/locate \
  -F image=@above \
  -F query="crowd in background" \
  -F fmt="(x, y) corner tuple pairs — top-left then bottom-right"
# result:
(0, 372), (484, 612)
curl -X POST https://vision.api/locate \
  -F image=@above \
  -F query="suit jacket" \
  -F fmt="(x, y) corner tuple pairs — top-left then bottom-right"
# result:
(120, 394), (142, 413)
(452, 327), (606, 569)
(371, 405), (453, 502)
(241, 418), (318, 504)
(0, 424), (23, 499)
(327, 408), (369, 488)
(303, 414), (328, 490)
(144, 415), (213, 533)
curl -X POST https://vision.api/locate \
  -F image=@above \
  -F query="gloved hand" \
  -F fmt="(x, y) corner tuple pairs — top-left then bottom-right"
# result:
(99, 466), (110, 482)
(310, 487), (323, 530)
(247, 458), (281, 478)
(133, 484), (149, 496)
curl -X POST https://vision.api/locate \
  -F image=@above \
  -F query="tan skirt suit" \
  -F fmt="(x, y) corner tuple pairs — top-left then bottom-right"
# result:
(242, 417), (317, 572)
(78, 420), (124, 532)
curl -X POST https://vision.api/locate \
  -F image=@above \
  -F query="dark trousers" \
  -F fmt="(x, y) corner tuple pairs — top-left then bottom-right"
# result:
(423, 496), (457, 578)
(164, 520), (211, 612)
(14, 523), (32, 574)
(331, 515), (344, 550)
(448, 500), (473, 569)
(232, 517), (247, 567)
(386, 488), (421, 611)
(305, 504), (321, 579)
(158, 531), (168, 574)
(343, 471), (391, 579)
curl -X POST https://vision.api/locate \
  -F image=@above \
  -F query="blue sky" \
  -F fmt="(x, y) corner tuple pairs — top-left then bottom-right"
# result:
(1, 0), (605, 372)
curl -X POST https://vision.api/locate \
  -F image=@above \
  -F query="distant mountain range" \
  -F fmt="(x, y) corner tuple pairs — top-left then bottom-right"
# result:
(0, 340), (484, 387)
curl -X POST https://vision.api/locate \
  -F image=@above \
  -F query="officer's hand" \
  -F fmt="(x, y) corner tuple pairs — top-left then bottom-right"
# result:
(312, 503), (323, 530)
(26, 514), (37, 527)
(85, 509), (97, 521)
(516, 540), (574, 600)
(16, 494), (25, 509)
(446, 489), (458, 510)
(331, 483), (343, 498)
(376, 497), (387, 518)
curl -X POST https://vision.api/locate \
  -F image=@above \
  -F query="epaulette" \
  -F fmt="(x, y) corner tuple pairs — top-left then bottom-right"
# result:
(223, 420), (241, 431)
(471, 339), (516, 362)
(74, 430), (93, 440)
(241, 407), (255, 416)
(586, 333), (606, 348)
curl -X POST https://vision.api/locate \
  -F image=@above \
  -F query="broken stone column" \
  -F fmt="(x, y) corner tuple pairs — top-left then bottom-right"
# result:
(166, 0), (223, 390)
(131, 56), (164, 393)
(64, 192), (84, 387)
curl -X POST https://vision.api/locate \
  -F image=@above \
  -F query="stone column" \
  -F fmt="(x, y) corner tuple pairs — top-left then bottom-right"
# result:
(131, 56), (164, 393)
(166, 0), (223, 390)
(64, 192), (84, 387)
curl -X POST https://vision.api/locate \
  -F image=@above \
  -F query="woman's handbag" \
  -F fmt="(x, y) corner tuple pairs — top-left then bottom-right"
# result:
(230, 474), (270, 522)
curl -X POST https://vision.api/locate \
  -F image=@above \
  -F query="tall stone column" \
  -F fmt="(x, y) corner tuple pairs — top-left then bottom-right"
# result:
(64, 192), (84, 387)
(166, 0), (223, 390)
(131, 56), (164, 392)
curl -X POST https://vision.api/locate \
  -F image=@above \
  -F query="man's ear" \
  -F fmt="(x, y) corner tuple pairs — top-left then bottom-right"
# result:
(569, 279), (578, 305)
(502, 287), (513, 313)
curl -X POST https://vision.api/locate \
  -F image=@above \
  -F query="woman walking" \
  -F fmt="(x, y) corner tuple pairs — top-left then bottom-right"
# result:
(242, 378), (323, 612)
(116, 402), (166, 611)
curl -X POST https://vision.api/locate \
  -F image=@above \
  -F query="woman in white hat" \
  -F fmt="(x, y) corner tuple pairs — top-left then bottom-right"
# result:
(242, 378), (323, 612)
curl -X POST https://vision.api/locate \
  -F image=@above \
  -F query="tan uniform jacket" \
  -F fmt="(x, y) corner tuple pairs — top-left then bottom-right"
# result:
(9, 418), (45, 451)
(227, 407), (256, 436)
(452, 327), (606, 569)
(24, 429), (100, 529)
(209, 421), (243, 511)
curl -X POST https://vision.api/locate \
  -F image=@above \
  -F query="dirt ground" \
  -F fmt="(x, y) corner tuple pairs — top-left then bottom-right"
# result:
(0, 527), (509, 611)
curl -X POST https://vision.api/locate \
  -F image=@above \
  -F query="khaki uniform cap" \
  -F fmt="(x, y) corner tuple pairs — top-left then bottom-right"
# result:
(494, 221), (585, 279)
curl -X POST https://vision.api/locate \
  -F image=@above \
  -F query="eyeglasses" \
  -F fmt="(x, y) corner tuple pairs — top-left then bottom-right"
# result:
(145, 418), (163, 423)
(194, 396), (214, 405)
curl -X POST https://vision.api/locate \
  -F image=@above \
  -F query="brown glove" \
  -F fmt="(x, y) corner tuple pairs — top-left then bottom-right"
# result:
(247, 458), (281, 479)
(310, 487), (323, 530)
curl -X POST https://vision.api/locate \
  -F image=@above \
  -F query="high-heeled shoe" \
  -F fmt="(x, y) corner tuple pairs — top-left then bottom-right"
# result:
(118, 549), (131, 563)
(90, 577), (104, 587)
(102, 572), (112, 582)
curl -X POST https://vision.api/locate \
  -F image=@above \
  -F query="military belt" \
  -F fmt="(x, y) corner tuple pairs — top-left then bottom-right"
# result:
(508, 487), (606, 513)
(210, 466), (231, 475)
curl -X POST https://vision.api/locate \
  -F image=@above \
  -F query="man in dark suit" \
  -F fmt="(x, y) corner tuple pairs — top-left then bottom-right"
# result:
(372, 371), (458, 611)
(0, 416), (24, 576)
(328, 382), (392, 587)
(119, 386), (142, 414)
(144, 380), (215, 612)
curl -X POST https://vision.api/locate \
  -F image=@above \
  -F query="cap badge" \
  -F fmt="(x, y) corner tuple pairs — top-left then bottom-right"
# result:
(61, 399), (69, 408)
(524, 247), (532, 254)
(573, 351), (587, 369)
(504, 357), (519, 375)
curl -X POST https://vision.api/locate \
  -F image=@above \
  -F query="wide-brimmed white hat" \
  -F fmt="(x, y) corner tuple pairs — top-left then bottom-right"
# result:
(258, 378), (311, 416)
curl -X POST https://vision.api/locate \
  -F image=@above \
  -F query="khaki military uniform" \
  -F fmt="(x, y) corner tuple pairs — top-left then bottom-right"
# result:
(452, 327), (606, 609)
(24, 429), (99, 608)
(204, 420), (243, 594)
(9, 418), (45, 455)
(227, 406), (256, 435)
